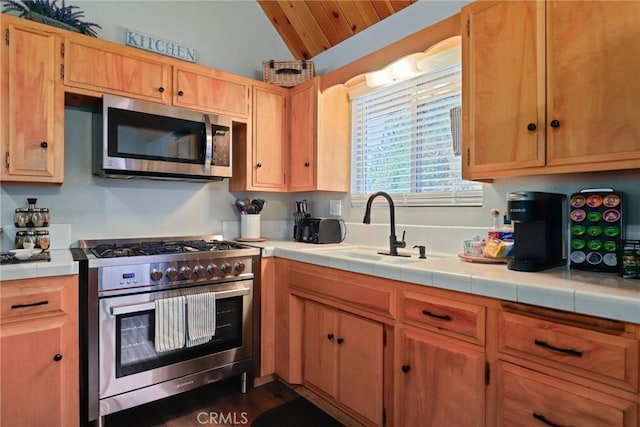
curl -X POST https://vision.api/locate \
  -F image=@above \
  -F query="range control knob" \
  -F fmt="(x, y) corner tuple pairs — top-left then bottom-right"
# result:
(234, 261), (245, 274)
(220, 262), (232, 275)
(180, 265), (193, 280)
(150, 268), (163, 281)
(207, 263), (220, 277)
(193, 264), (206, 278)
(165, 267), (178, 281)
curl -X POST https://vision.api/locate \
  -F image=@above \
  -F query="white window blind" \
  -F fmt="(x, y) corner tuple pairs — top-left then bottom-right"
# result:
(350, 58), (482, 207)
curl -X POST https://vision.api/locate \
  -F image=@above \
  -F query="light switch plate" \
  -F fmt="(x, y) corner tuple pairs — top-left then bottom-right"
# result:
(329, 200), (342, 216)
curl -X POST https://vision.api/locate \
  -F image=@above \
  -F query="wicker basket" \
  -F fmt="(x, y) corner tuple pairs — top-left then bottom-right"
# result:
(262, 59), (315, 87)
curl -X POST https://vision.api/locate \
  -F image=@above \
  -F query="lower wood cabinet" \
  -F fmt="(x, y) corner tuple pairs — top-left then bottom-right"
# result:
(397, 326), (486, 427)
(274, 258), (640, 427)
(0, 275), (79, 427)
(303, 299), (384, 426)
(497, 362), (638, 427)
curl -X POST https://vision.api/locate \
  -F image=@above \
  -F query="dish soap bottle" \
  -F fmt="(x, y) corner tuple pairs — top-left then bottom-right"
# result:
(488, 209), (502, 241)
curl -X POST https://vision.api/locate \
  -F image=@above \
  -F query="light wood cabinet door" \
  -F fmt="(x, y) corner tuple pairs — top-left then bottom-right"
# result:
(303, 300), (339, 397)
(398, 327), (485, 427)
(64, 37), (169, 103)
(288, 78), (317, 191)
(461, 0), (545, 179)
(337, 310), (383, 426)
(253, 85), (287, 189)
(1, 19), (64, 183)
(1, 275), (79, 427)
(316, 83), (350, 192)
(303, 300), (384, 426)
(229, 84), (287, 192)
(173, 66), (250, 118)
(497, 362), (638, 427)
(545, 1), (640, 167)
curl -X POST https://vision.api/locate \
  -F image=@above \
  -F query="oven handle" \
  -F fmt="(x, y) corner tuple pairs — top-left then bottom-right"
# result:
(109, 287), (251, 316)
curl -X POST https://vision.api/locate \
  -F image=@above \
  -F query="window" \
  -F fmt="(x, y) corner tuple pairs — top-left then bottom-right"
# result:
(349, 38), (482, 207)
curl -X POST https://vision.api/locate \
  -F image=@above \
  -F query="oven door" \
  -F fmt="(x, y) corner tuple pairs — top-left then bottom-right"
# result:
(101, 94), (232, 179)
(98, 279), (252, 400)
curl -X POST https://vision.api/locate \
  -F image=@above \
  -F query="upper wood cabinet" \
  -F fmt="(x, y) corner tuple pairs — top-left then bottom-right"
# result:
(289, 77), (350, 192)
(462, 0), (640, 180)
(229, 82), (288, 192)
(64, 36), (170, 103)
(1, 15), (64, 183)
(173, 65), (250, 118)
(64, 36), (251, 119)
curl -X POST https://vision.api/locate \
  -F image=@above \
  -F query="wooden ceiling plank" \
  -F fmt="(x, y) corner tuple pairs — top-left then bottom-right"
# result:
(277, 0), (326, 58)
(285, 1), (333, 54)
(371, 1), (395, 20)
(352, 1), (381, 27)
(257, 0), (310, 59)
(320, 0), (356, 41)
(336, 0), (368, 35)
(390, 1), (416, 13)
(305, 1), (343, 46)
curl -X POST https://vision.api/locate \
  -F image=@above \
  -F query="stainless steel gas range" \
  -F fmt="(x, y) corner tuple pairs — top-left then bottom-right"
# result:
(74, 236), (261, 426)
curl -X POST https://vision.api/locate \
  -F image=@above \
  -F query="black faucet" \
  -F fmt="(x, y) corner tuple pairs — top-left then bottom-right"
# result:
(363, 191), (408, 257)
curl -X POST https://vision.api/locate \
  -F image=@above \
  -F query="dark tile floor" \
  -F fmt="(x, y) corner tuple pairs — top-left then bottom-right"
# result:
(103, 377), (300, 427)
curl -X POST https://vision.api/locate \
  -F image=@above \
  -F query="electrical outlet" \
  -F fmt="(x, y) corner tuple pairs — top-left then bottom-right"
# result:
(329, 200), (342, 216)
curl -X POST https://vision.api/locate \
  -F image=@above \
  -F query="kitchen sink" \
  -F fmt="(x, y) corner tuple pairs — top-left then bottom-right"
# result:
(310, 246), (451, 264)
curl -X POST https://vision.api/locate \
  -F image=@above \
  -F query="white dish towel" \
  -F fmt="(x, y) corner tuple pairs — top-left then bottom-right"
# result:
(186, 292), (216, 348)
(154, 296), (186, 352)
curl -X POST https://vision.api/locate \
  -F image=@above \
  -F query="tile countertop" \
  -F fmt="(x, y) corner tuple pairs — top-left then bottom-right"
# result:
(252, 240), (640, 324)
(0, 249), (78, 281)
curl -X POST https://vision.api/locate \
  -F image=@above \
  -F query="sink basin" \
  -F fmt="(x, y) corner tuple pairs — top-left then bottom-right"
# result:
(310, 246), (452, 264)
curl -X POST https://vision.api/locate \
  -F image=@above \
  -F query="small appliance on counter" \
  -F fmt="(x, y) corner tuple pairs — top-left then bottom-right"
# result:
(507, 191), (567, 272)
(569, 188), (623, 273)
(295, 217), (345, 244)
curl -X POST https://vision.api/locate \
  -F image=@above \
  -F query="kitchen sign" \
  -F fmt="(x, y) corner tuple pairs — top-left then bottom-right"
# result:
(125, 28), (196, 63)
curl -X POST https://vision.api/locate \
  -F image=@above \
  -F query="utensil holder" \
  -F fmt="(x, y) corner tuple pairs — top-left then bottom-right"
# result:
(241, 214), (261, 239)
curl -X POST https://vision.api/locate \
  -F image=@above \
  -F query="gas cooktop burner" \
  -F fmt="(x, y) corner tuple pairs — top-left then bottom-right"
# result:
(90, 239), (249, 258)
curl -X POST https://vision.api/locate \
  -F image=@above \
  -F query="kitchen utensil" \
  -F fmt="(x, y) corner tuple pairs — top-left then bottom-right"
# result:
(251, 199), (265, 213)
(235, 199), (247, 214)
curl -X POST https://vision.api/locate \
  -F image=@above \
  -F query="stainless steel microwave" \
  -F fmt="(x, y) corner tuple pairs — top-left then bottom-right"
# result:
(96, 94), (233, 181)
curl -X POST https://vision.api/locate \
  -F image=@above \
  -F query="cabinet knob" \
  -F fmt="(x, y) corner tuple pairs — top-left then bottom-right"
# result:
(158, 87), (165, 93)
(336, 337), (344, 344)
(327, 333), (334, 340)
(527, 123), (537, 131)
(40, 141), (48, 148)
(53, 354), (63, 362)
(401, 364), (410, 373)
(550, 119), (560, 128)
(178, 90), (184, 96)
(256, 163), (262, 168)
(304, 162), (310, 167)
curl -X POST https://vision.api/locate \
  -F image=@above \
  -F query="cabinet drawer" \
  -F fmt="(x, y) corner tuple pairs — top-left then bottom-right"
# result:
(498, 362), (638, 427)
(498, 311), (639, 391)
(403, 291), (485, 345)
(1, 278), (67, 322)
(288, 264), (395, 318)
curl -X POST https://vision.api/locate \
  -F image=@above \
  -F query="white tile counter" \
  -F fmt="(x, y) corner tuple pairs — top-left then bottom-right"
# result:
(252, 239), (640, 324)
(0, 249), (78, 281)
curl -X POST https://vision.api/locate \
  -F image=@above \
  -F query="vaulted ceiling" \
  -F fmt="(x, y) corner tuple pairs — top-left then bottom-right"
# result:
(257, 1), (418, 60)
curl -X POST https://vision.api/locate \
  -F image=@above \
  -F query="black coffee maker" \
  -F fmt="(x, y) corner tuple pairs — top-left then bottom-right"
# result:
(507, 191), (567, 272)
